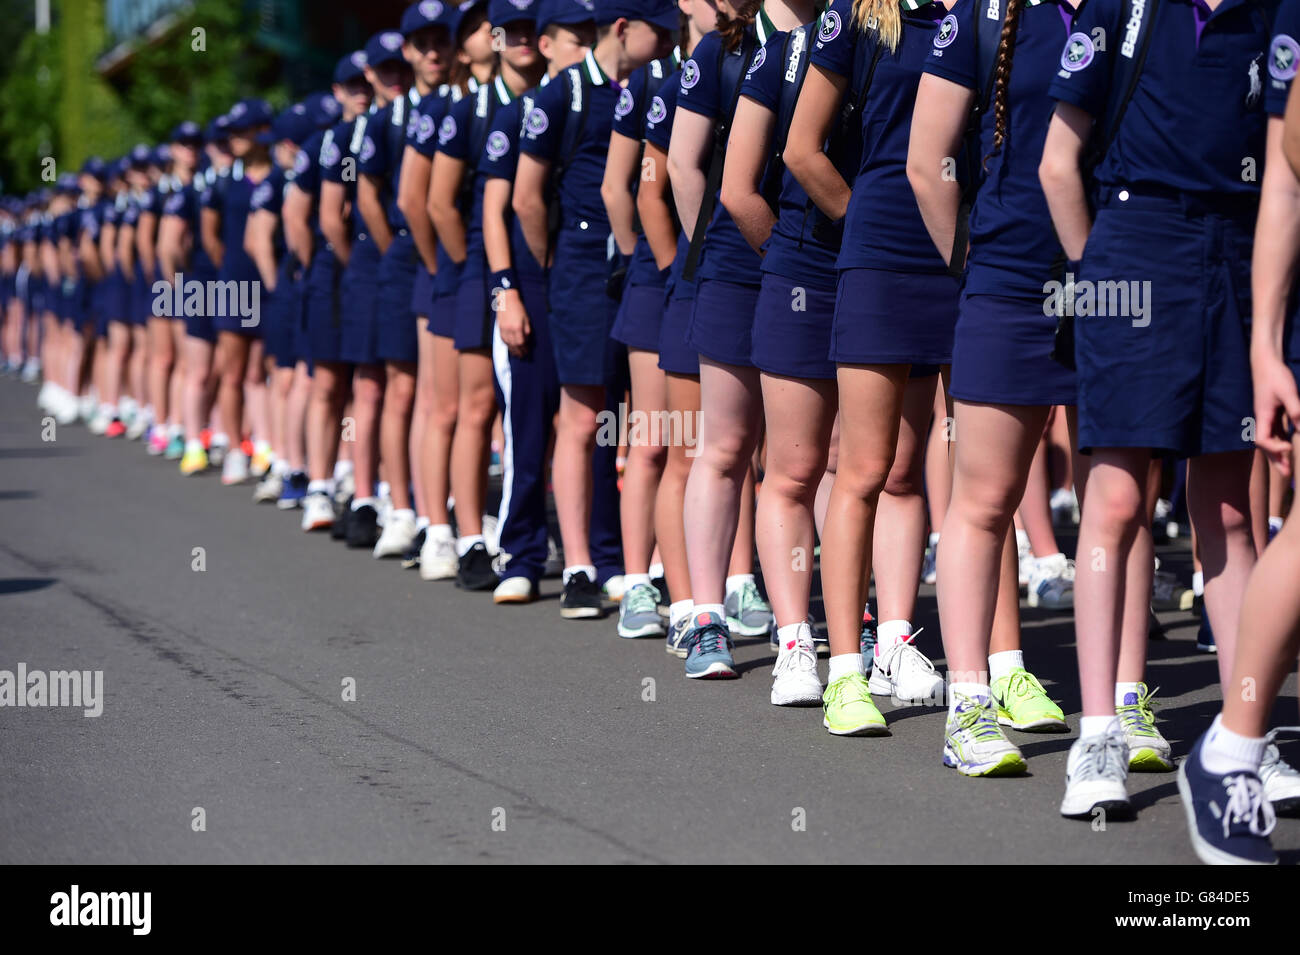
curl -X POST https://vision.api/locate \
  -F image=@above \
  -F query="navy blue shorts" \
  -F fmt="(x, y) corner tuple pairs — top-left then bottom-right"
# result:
(831, 268), (957, 366)
(182, 267), (218, 343)
(454, 270), (494, 351)
(687, 277), (759, 368)
(611, 282), (666, 352)
(411, 263), (435, 320)
(428, 256), (462, 338)
(1076, 194), (1254, 458)
(266, 271), (304, 370)
(60, 282), (79, 325)
(752, 273), (836, 380)
(304, 250), (344, 363)
(340, 244), (381, 366)
(950, 292), (1077, 407)
(549, 228), (617, 386)
(131, 274), (154, 328)
(658, 290), (699, 376)
(376, 231), (418, 365)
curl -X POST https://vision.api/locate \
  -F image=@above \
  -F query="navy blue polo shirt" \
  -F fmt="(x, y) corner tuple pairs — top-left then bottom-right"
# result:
(438, 76), (517, 278)
(321, 115), (369, 242)
(1048, 0), (1272, 197)
(290, 128), (326, 240)
(408, 86), (463, 293)
(358, 91), (421, 229)
(925, 0), (1075, 297)
(677, 25), (773, 283)
(1266, 0), (1300, 114)
(643, 69), (695, 296)
(204, 163), (265, 284)
(478, 87), (547, 279)
(813, 0), (952, 274)
(520, 49), (624, 228)
(742, 27), (840, 288)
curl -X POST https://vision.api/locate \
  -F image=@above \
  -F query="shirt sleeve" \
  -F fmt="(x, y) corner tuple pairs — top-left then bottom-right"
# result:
(922, 0), (979, 90)
(358, 106), (390, 177)
(810, 0), (858, 78)
(741, 31), (789, 111)
(612, 66), (647, 138)
(1047, 0), (1120, 117)
(519, 76), (569, 161)
(408, 97), (444, 157)
(676, 30), (723, 118)
(1267, 0), (1300, 116)
(436, 94), (476, 160)
(289, 133), (322, 196)
(321, 121), (350, 184)
(249, 174), (281, 215)
(644, 72), (680, 151)
(478, 100), (522, 180)
(163, 189), (188, 218)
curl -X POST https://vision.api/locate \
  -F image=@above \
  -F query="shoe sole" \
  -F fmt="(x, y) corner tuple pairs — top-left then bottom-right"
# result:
(1269, 793), (1300, 815)
(823, 717), (889, 737)
(276, 499), (305, 511)
(686, 663), (738, 679)
(944, 747), (1027, 777)
(618, 622), (667, 639)
(1177, 763), (1277, 864)
(1128, 747), (1175, 773)
(1060, 783), (1132, 818)
(772, 688), (824, 706)
(998, 714), (1068, 732)
(868, 671), (944, 704)
(560, 607), (603, 619)
(419, 568), (457, 581)
(727, 620), (772, 638)
(303, 519), (333, 532)
(666, 644), (689, 659)
(456, 578), (499, 591)
(494, 592), (536, 604)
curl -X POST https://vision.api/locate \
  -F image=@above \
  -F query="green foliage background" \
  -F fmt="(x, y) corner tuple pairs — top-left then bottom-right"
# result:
(0, 0), (288, 195)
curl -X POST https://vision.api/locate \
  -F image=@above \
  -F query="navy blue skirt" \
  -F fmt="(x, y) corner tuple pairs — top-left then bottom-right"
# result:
(752, 273), (836, 380)
(658, 290), (699, 376)
(830, 268), (957, 366)
(611, 282), (666, 352)
(686, 277), (759, 368)
(949, 292), (1076, 407)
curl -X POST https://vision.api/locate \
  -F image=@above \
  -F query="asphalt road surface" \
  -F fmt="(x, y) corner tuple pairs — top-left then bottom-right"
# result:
(2, 375), (1297, 865)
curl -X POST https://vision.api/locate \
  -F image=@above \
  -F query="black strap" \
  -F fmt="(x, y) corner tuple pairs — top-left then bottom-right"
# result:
(1082, 0), (1160, 184)
(760, 24), (817, 214)
(682, 31), (759, 282)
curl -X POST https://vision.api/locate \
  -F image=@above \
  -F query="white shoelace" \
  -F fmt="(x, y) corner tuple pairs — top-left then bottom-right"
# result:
(1221, 774), (1276, 839)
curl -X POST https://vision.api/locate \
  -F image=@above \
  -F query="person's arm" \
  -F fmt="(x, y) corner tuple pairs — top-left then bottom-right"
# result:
(282, 186), (314, 269)
(1038, 102), (1094, 262)
(720, 97), (777, 253)
(784, 64), (851, 222)
(484, 175), (530, 357)
(400, 147), (440, 274)
(99, 220), (118, 279)
(157, 214), (186, 278)
(1251, 114), (1300, 472)
(907, 73), (975, 264)
(58, 234), (76, 279)
(40, 237), (60, 286)
(244, 209), (279, 291)
(512, 153), (553, 269)
(665, 107), (713, 241)
(429, 152), (469, 264)
(319, 181), (351, 266)
(357, 174), (393, 254)
(601, 131), (643, 256)
(79, 224), (104, 282)
(136, 211), (158, 276)
(200, 208), (223, 270)
(117, 221), (137, 281)
(638, 141), (677, 271)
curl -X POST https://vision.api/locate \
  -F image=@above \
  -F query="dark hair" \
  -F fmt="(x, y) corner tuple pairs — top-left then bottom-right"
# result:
(718, 0), (760, 52)
(986, 0), (1026, 166)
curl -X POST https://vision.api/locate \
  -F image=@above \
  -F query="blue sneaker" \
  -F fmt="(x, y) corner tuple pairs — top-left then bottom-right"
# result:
(684, 611), (737, 679)
(1197, 615), (1216, 653)
(164, 433), (185, 460)
(277, 471), (309, 510)
(860, 607), (876, 675)
(666, 614), (692, 658)
(1178, 734), (1277, 865)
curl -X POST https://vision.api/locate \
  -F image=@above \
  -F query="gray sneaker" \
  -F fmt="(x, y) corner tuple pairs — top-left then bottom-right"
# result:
(725, 580), (774, 638)
(665, 614), (692, 658)
(618, 582), (666, 638)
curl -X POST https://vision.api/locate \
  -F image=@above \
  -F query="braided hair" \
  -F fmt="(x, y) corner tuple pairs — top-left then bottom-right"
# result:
(719, 0), (761, 52)
(985, 0), (1026, 166)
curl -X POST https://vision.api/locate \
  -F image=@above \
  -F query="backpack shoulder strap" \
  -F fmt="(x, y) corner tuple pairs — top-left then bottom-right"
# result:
(1087, 0), (1159, 172)
(974, 0), (1005, 114)
(760, 24), (817, 212)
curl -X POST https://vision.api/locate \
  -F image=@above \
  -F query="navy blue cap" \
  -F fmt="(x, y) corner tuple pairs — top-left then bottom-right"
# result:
(334, 49), (368, 84)
(129, 143), (152, 167)
(225, 98), (274, 131)
(80, 156), (107, 180)
(170, 120), (204, 144)
(402, 0), (459, 35)
(258, 102), (318, 146)
(595, 0), (677, 29)
(365, 30), (408, 68)
(55, 173), (78, 195)
(489, 0), (539, 25)
(454, 0), (489, 36)
(306, 90), (343, 128)
(536, 0), (595, 32)
(112, 156), (131, 178)
(151, 144), (171, 166)
(205, 114), (231, 143)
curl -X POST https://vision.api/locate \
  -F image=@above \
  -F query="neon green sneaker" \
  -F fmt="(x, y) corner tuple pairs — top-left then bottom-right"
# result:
(179, 446), (208, 476)
(1116, 682), (1174, 771)
(992, 667), (1067, 731)
(822, 673), (888, 736)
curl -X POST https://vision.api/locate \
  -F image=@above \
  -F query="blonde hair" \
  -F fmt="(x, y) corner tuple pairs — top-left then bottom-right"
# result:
(851, 0), (901, 52)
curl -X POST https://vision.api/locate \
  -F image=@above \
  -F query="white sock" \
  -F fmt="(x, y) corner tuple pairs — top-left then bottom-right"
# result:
(254, 439), (271, 456)
(1115, 682), (1142, 708)
(876, 619), (912, 652)
(376, 480), (391, 500)
(1269, 515), (1284, 534)
(185, 438), (203, 453)
(1080, 715), (1119, 739)
(562, 564), (597, 585)
(1016, 528), (1030, 551)
(669, 599), (694, 629)
(333, 459), (353, 481)
(648, 562), (664, 580)
(457, 534), (484, 557)
(1192, 570), (1204, 597)
(1201, 714), (1267, 775)
(775, 621), (810, 651)
(212, 432), (229, 448)
(351, 496), (374, 511)
(928, 531), (940, 547)
(724, 574), (754, 597)
(391, 508), (414, 523)
(988, 649), (1024, 682)
(623, 572), (651, 590)
(829, 653), (864, 682)
(273, 458), (290, 477)
(168, 422), (183, 438)
(693, 602), (725, 623)
(428, 522), (453, 541)
(416, 515), (430, 531)
(98, 402), (115, 417)
(307, 479), (330, 495)
(947, 682), (990, 720)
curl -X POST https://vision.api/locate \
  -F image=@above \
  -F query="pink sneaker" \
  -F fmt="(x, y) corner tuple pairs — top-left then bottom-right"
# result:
(147, 428), (168, 456)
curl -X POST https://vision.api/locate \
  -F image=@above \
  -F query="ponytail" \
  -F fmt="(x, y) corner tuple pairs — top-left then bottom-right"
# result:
(851, 0), (901, 52)
(986, 0), (1026, 165)
(718, 0), (760, 52)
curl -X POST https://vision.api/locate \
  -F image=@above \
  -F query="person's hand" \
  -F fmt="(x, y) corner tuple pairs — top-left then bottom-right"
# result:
(1251, 348), (1300, 475)
(495, 287), (531, 358)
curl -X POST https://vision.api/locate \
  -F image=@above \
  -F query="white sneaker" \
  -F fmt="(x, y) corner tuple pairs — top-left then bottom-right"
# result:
(602, 574), (626, 603)
(1027, 552), (1074, 609)
(88, 410), (111, 436)
(493, 575), (537, 604)
(78, 394), (96, 422)
(375, 494), (393, 529)
(770, 624), (823, 706)
(482, 512), (499, 554)
(1050, 487), (1079, 527)
(37, 381), (53, 411)
(1017, 535), (1034, 588)
(868, 633), (944, 704)
(373, 511), (417, 558)
(54, 390), (79, 425)
(1261, 728), (1300, 813)
(1060, 732), (1131, 818)
(301, 492), (335, 531)
(21, 359), (39, 384)
(419, 531), (458, 580)
(221, 449), (250, 485)
(252, 472), (283, 504)
(334, 470), (355, 505)
(125, 415), (150, 442)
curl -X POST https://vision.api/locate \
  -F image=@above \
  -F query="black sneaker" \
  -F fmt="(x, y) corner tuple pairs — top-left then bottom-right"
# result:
(456, 541), (498, 591)
(345, 504), (380, 549)
(651, 575), (669, 615)
(331, 495), (352, 540)
(401, 527), (427, 570)
(560, 571), (604, 619)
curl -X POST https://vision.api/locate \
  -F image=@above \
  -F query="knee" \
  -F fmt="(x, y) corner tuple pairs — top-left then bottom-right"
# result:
(386, 374), (416, 408)
(1083, 475), (1144, 539)
(833, 450), (892, 502)
(950, 481), (1020, 536)
(462, 382), (497, 426)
